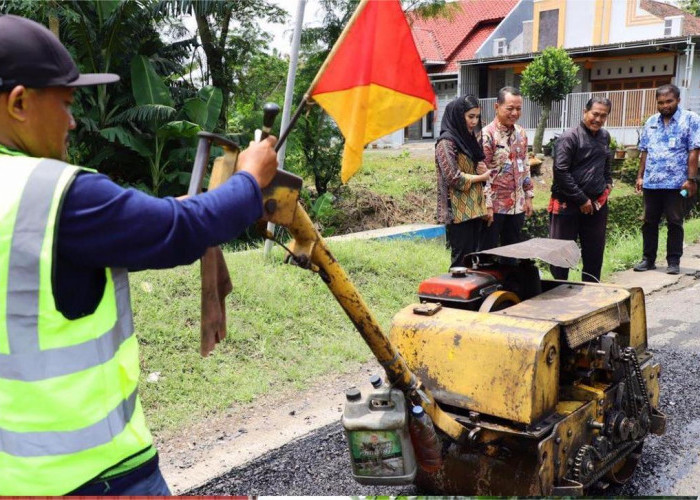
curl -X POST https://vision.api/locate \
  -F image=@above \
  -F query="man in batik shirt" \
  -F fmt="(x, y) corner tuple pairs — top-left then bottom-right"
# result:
(479, 86), (534, 250)
(634, 84), (700, 275)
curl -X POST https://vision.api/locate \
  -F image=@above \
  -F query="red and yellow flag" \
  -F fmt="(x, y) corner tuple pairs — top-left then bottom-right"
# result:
(309, 0), (436, 183)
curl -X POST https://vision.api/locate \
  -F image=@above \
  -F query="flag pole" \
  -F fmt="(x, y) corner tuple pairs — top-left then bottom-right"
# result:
(274, 97), (309, 153)
(305, 0), (371, 96)
(264, 0), (309, 256)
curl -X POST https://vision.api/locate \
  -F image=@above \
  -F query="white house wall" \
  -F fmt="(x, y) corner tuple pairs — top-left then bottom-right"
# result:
(510, 31), (525, 54)
(564, 1), (594, 48)
(590, 55), (675, 81)
(608, 0), (664, 43)
(475, 0), (534, 59)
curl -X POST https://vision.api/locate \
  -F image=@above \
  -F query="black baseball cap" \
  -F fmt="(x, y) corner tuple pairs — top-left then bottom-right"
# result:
(0, 14), (119, 92)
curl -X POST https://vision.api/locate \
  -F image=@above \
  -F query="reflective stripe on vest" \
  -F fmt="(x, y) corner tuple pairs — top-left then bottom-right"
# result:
(2, 160), (134, 381)
(0, 388), (138, 457)
(0, 156), (152, 495)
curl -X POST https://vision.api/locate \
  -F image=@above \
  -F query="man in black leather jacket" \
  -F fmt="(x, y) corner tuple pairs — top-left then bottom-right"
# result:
(548, 96), (614, 282)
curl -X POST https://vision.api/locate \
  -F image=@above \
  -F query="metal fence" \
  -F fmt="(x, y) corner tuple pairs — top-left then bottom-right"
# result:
(478, 88), (695, 143)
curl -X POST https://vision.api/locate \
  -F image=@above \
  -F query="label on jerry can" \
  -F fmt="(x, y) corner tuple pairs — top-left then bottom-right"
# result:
(347, 430), (405, 477)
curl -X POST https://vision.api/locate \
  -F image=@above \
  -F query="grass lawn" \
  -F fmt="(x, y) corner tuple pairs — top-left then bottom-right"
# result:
(353, 148), (435, 197)
(541, 218), (700, 281)
(135, 218), (700, 435)
(354, 148), (636, 213)
(132, 238), (450, 433)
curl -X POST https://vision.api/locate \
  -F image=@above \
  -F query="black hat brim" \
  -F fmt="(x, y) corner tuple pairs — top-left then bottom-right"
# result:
(66, 73), (120, 87)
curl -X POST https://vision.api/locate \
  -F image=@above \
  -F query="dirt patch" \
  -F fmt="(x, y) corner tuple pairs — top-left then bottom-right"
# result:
(325, 186), (435, 235)
(323, 156), (554, 236)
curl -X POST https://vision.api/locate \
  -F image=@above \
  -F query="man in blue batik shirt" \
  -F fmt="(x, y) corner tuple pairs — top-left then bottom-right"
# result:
(634, 84), (700, 275)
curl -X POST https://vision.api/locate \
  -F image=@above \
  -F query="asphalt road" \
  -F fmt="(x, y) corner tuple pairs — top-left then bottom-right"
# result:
(190, 276), (700, 496)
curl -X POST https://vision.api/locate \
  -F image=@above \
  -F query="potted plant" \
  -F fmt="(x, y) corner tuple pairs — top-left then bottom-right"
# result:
(610, 137), (626, 160)
(542, 136), (558, 156)
(626, 117), (648, 160)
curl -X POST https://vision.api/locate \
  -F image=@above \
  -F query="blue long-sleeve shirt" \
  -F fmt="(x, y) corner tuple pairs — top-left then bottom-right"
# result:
(56, 170), (263, 318)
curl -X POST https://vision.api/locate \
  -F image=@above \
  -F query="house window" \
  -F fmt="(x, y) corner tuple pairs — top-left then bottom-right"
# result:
(597, 69), (601, 75)
(663, 17), (683, 36)
(640, 66), (645, 73)
(493, 38), (507, 56)
(652, 65), (656, 72)
(607, 68), (611, 75)
(618, 68), (622, 74)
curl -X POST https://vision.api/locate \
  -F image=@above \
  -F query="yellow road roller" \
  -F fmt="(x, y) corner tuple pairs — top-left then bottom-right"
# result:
(253, 167), (664, 495)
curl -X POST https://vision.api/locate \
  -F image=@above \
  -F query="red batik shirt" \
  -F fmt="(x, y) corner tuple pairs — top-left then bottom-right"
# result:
(482, 119), (534, 214)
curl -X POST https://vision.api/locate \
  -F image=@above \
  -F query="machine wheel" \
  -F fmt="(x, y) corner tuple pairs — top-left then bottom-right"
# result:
(604, 443), (643, 485)
(479, 291), (521, 312)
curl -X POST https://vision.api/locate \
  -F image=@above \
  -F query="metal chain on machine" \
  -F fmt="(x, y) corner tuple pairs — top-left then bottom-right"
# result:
(568, 344), (652, 487)
(625, 347), (653, 432)
(571, 445), (598, 484)
(617, 347), (652, 440)
(571, 440), (640, 487)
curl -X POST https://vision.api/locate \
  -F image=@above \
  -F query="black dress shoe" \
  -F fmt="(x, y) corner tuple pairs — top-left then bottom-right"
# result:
(667, 264), (680, 275)
(633, 259), (656, 272)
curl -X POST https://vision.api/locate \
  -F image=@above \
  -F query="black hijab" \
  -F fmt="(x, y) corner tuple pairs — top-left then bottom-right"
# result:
(436, 95), (485, 163)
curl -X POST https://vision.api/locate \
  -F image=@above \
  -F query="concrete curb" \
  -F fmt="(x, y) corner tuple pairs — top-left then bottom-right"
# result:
(327, 223), (445, 242)
(608, 241), (700, 292)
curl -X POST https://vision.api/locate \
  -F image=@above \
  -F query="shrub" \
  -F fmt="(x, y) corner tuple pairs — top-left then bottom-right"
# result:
(609, 136), (620, 151)
(523, 194), (644, 239)
(619, 158), (640, 185)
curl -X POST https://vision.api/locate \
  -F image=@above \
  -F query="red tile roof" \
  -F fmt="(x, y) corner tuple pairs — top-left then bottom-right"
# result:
(640, 0), (700, 35)
(409, 0), (517, 74)
(446, 22), (500, 71)
(413, 27), (444, 62)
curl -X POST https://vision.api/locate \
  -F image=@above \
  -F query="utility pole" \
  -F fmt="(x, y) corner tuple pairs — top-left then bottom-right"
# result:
(264, 0), (307, 256)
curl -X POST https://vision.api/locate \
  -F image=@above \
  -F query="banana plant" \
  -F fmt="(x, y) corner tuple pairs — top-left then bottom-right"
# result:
(101, 55), (223, 195)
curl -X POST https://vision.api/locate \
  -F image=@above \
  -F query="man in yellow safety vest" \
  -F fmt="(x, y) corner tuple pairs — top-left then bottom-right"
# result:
(0, 14), (278, 495)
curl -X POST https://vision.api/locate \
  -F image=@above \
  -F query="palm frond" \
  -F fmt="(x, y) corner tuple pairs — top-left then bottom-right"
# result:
(113, 104), (177, 125)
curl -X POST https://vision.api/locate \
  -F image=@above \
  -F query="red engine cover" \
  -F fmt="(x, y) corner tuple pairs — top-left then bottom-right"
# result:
(418, 268), (504, 304)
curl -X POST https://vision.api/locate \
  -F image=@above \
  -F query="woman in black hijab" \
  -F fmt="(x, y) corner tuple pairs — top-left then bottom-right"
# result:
(435, 95), (490, 269)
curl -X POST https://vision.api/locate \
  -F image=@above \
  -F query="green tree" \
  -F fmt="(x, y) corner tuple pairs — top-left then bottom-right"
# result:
(520, 46), (580, 154)
(1, 0), (198, 189)
(156, 0), (286, 131)
(228, 50), (287, 143)
(102, 55), (222, 195)
(680, 0), (700, 16)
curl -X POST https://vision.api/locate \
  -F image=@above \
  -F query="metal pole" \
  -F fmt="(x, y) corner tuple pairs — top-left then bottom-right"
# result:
(264, 0), (307, 256)
(686, 41), (695, 95)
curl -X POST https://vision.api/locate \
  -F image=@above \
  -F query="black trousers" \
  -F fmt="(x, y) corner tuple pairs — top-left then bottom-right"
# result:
(642, 188), (684, 266)
(549, 204), (608, 282)
(446, 218), (483, 269)
(479, 213), (525, 251)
